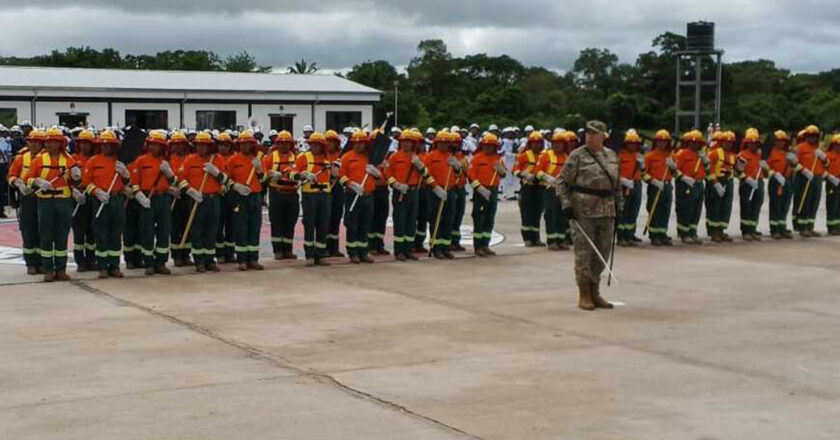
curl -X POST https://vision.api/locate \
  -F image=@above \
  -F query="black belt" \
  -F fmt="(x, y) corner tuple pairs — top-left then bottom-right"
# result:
(569, 185), (614, 197)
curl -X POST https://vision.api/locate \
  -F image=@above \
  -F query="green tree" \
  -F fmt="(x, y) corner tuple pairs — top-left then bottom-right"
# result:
(223, 51), (272, 72)
(287, 59), (318, 74)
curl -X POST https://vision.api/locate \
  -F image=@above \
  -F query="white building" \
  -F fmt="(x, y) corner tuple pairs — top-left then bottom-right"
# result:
(0, 66), (380, 137)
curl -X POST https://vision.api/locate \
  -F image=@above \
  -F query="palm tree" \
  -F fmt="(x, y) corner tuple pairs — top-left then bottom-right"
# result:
(288, 59), (319, 74)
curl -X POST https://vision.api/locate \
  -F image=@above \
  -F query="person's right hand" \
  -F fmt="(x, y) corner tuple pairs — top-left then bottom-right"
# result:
(651, 179), (664, 190)
(94, 188), (110, 203)
(186, 187), (203, 203)
(432, 185), (447, 200)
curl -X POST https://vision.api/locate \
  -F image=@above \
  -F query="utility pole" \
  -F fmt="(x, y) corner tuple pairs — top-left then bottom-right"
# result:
(394, 80), (399, 127)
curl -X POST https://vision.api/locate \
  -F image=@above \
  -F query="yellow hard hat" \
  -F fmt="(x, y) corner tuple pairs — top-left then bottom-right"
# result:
(349, 130), (370, 144)
(654, 129), (672, 141)
(564, 131), (579, 143)
(307, 132), (327, 146)
(193, 132), (214, 144)
(325, 130), (340, 142)
(98, 129), (120, 145)
(274, 130), (294, 144)
(45, 126), (66, 143)
(527, 131), (545, 144)
(774, 130), (790, 141)
(448, 131), (462, 142)
(433, 131), (449, 144)
(623, 129), (642, 144)
(77, 129), (96, 142)
(480, 133), (500, 147)
(146, 130), (168, 146)
(711, 131), (726, 142)
(551, 131), (566, 143)
(681, 130), (704, 143)
(216, 132), (233, 143)
(803, 125), (820, 135)
(236, 131), (257, 144)
(400, 129), (417, 142)
(743, 128), (760, 143)
(26, 129), (47, 141)
(829, 134), (840, 146)
(169, 131), (187, 144)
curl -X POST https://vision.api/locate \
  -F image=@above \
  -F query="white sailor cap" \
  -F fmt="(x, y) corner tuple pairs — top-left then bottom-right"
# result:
(425, 127), (437, 135)
(303, 125), (314, 132)
(488, 124), (499, 131)
(469, 123), (480, 130)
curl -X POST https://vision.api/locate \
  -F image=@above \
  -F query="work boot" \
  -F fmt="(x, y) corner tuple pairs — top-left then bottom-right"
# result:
(374, 248), (390, 256)
(238, 263), (248, 271)
(247, 261), (265, 270)
(443, 250), (455, 260)
(283, 251), (298, 260)
(330, 250), (345, 258)
(26, 266), (38, 276)
(590, 282), (614, 309)
(98, 269), (110, 279)
(578, 284), (595, 311)
(811, 230), (822, 237)
(195, 264), (206, 273)
(433, 250), (445, 260)
(145, 266), (155, 276)
(771, 231), (782, 240)
(548, 242), (561, 251)
(405, 252), (419, 261)
(315, 259), (330, 267)
(710, 230), (722, 243)
(110, 269), (124, 278)
(395, 253), (407, 261)
(722, 233), (733, 242)
(414, 245), (429, 254)
(632, 236), (643, 243)
(533, 240), (546, 247)
(155, 266), (172, 275)
(781, 230), (794, 239)
(751, 233), (762, 242)
(36, 266), (45, 274)
(557, 243), (570, 251)
(484, 247), (497, 256)
(360, 255), (375, 264)
(55, 271), (71, 281)
(305, 258), (316, 267)
(475, 248), (488, 257)
(43, 272), (55, 283)
(205, 263), (221, 273)
(349, 255), (360, 264)
(691, 236), (703, 245)
(663, 237), (674, 246)
(650, 237), (663, 247)
(451, 243), (466, 252)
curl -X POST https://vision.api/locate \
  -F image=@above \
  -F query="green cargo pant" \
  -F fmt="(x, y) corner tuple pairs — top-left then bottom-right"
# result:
(391, 188), (419, 255)
(451, 186), (467, 246)
(232, 193), (262, 263)
(170, 196), (193, 264)
(792, 174), (822, 232)
(123, 199), (142, 266)
(429, 190), (456, 253)
(826, 180), (840, 231)
(217, 192), (235, 261)
(92, 195), (125, 271)
(768, 177), (792, 234)
(138, 193), (172, 268)
(328, 186), (344, 254)
(675, 180), (704, 238)
(518, 184), (544, 242)
(704, 179), (733, 234)
(369, 186), (389, 252)
(739, 179), (764, 234)
(37, 197), (73, 273)
(19, 194), (41, 268)
(344, 192), (372, 258)
(544, 188), (569, 244)
(617, 181), (641, 241)
(268, 190), (299, 255)
(302, 192), (330, 260)
(646, 182), (672, 240)
(71, 199), (96, 266)
(189, 195), (220, 266)
(414, 187), (430, 249)
(471, 187), (498, 249)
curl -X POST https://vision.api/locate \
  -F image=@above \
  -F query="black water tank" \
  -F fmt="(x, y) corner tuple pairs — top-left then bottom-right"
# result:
(687, 21), (715, 51)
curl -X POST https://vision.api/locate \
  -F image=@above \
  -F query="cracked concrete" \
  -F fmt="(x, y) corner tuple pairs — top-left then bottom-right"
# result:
(2, 201), (840, 439)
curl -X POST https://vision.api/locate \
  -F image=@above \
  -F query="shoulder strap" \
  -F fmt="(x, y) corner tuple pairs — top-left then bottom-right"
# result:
(583, 147), (616, 189)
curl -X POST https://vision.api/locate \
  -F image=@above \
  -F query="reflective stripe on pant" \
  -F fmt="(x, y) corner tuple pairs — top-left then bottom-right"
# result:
(391, 188), (419, 255)
(518, 185), (544, 242)
(170, 197), (193, 263)
(344, 192), (372, 257)
(217, 192), (235, 260)
(704, 179), (733, 233)
(139, 193), (172, 268)
(123, 200), (142, 265)
(369, 186), (389, 251)
(792, 174), (822, 231)
(37, 197), (73, 273)
(189, 196), (220, 266)
(232, 193), (262, 263)
(739, 179), (764, 234)
(428, 190), (455, 252)
(471, 188), (498, 249)
(617, 181), (641, 241)
(451, 186), (466, 245)
(675, 180), (704, 238)
(268, 191), (298, 255)
(543, 189), (569, 244)
(19, 194), (41, 268)
(414, 187), (430, 248)
(768, 178), (792, 233)
(327, 186), (344, 253)
(92, 195), (125, 271)
(71, 200), (96, 265)
(826, 180), (840, 230)
(302, 192), (330, 260)
(646, 182), (672, 239)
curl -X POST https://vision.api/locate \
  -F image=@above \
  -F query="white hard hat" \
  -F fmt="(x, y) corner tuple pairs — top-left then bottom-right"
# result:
(343, 126), (354, 134)
(469, 123), (480, 130)
(10, 125), (22, 133)
(303, 125), (314, 132)
(20, 120), (32, 127)
(524, 125), (534, 132)
(513, 126), (521, 132)
(426, 127), (437, 135)
(488, 124), (499, 131)
(269, 129), (278, 136)
(391, 126), (402, 133)
(450, 125), (460, 133)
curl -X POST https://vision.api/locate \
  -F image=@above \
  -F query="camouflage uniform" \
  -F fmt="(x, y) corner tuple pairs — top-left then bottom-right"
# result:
(559, 144), (622, 291)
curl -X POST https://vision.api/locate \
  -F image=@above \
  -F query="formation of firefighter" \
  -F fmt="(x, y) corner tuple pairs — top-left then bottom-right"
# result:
(5, 122), (840, 282)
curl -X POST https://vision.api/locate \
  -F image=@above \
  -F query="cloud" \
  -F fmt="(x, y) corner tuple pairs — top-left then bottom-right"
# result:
(0, 1), (838, 73)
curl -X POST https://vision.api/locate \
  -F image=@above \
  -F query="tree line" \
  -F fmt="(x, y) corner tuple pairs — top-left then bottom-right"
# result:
(3, 35), (840, 135)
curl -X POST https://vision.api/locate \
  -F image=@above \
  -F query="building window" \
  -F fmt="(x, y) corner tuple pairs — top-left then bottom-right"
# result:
(269, 114), (294, 132)
(0, 108), (16, 128)
(125, 110), (168, 130)
(325, 111), (362, 131)
(57, 113), (88, 129)
(196, 110), (237, 131)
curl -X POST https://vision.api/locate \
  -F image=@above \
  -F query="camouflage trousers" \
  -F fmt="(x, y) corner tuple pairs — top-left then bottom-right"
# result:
(571, 217), (614, 286)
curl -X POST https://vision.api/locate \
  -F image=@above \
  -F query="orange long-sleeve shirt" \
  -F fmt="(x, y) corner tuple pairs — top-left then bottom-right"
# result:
(674, 148), (706, 180)
(338, 150), (375, 194)
(423, 149), (457, 189)
(513, 149), (539, 186)
(293, 151), (332, 194)
(262, 149), (298, 193)
(795, 142), (826, 176)
(469, 151), (502, 188)
(738, 149), (765, 180)
(26, 152), (78, 199)
(176, 153), (228, 195)
(453, 152), (468, 188)
(386, 150), (424, 186)
(226, 152), (263, 193)
(827, 150), (840, 178)
(535, 150), (567, 187)
(83, 154), (125, 194)
(766, 148), (792, 179)
(130, 153), (171, 194)
(618, 150), (641, 182)
(707, 147), (736, 181)
(643, 149), (672, 182)
(7, 149), (36, 185)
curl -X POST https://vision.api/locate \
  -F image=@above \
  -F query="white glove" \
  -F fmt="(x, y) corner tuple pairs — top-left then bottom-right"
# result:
(72, 188), (85, 204)
(520, 171), (535, 182)
(14, 179), (33, 195)
(476, 185), (491, 201)
(493, 162), (507, 176)
(70, 166), (82, 181)
(828, 175), (840, 186)
(135, 191), (151, 209)
(122, 186), (134, 199)
(251, 157), (263, 174)
(411, 155), (424, 169)
(203, 163), (220, 177)
(714, 182), (725, 197)
(432, 185), (447, 200)
(773, 173), (786, 186)
(233, 182), (251, 196)
(301, 171), (316, 182)
(760, 160), (770, 172)
(33, 177), (53, 191)
(735, 157), (747, 172)
(447, 156), (462, 171)
(267, 170), (283, 181)
(365, 164), (382, 178)
(392, 182), (409, 194)
(94, 188), (110, 203)
(745, 177), (758, 189)
(665, 157), (677, 170)
(159, 161), (174, 178)
(681, 175), (696, 186)
(167, 186), (181, 199)
(786, 152), (799, 165)
(540, 174), (556, 186)
(348, 181), (364, 196)
(816, 149), (827, 161)
(651, 179), (664, 190)
(636, 154), (645, 170)
(700, 152), (710, 166)
(802, 168), (814, 181)
(620, 177), (634, 189)
(186, 187), (203, 203)
(115, 161), (130, 179)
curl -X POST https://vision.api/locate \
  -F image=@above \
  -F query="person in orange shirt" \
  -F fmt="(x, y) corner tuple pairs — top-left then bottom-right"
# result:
(130, 130), (175, 275)
(292, 131), (333, 266)
(704, 130), (737, 242)
(449, 131), (469, 252)
(824, 134), (840, 235)
(215, 132), (236, 263)
(614, 130), (644, 247)
(386, 129), (427, 261)
(736, 129), (767, 241)
(176, 131), (229, 273)
(792, 125), (828, 236)
(643, 130), (676, 246)
(765, 130), (795, 239)
(8, 129), (46, 274)
(70, 129), (98, 271)
(468, 133), (506, 256)
(535, 131), (569, 251)
(325, 130), (345, 257)
(369, 131), (392, 257)
(673, 130), (707, 244)
(168, 131), (192, 266)
(513, 131), (546, 247)
(413, 130), (433, 254)
(423, 131), (460, 259)
(339, 130), (377, 264)
(83, 130), (130, 278)
(223, 131), (265, 270)
(262, 131), (299, 260)
(26, 127), (81, 281)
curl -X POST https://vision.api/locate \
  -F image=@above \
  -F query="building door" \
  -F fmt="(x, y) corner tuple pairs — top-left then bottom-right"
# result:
(57, 113), (88, 128)
(269, 114), (294, 133)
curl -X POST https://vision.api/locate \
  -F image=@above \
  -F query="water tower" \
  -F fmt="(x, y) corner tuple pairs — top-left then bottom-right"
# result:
(674, 21), (724, 134)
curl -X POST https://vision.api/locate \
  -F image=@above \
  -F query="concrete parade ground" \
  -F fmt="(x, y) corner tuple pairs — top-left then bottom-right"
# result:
(1, 197), (839, 439)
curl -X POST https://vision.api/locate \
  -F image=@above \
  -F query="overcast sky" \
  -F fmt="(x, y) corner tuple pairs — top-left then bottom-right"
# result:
(0, 0), (837, 73)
